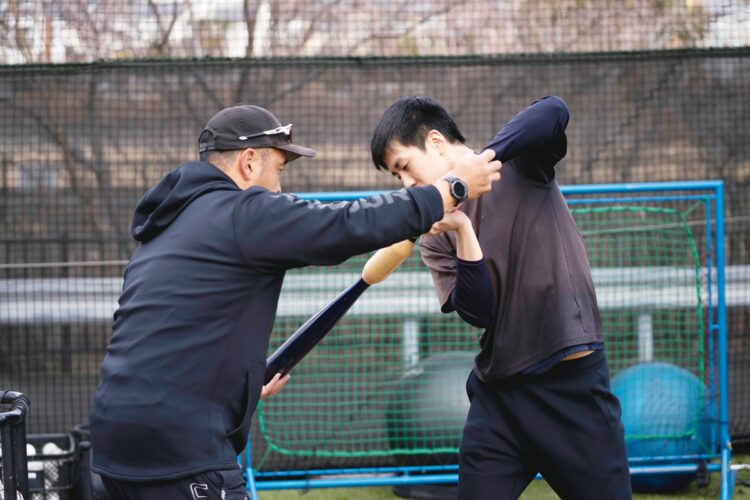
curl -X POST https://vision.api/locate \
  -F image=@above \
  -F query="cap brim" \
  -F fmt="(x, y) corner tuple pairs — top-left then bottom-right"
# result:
(276, 144), (316, 161)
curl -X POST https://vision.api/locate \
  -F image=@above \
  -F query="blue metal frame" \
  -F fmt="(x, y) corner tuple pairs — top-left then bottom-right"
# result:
(296, 180), (726, 201)
(707, 197), (719, 454)
(715, 183), (731, 500)
(245, 181), (732, 498)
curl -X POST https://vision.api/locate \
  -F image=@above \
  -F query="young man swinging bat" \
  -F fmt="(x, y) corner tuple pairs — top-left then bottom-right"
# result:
(89, 104), (500, 500)
(371, 96), (632, 500)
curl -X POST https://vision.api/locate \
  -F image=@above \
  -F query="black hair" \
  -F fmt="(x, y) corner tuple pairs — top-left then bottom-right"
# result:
(370, 96), (465, 171)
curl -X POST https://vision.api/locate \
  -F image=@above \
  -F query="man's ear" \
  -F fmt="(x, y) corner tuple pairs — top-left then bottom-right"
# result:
(238, 148), (256, 181)
(426, 129), (447, 155)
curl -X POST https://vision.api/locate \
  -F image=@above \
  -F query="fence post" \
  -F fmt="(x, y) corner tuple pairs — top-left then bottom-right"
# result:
(0, 391), (31, 500)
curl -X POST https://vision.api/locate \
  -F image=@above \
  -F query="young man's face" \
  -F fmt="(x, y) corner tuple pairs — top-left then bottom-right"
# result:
(383, 135), (453, 188)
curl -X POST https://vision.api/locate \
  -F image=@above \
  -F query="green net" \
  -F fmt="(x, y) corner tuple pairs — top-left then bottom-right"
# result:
(572, 205), (708, 448)
(574, 205), (704, 375)
(257, 252), (475, 468)
(255, 200), (710, 469)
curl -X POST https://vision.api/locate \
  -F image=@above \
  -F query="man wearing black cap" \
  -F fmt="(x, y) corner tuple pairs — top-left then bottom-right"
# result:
(89, 104), (501, 499)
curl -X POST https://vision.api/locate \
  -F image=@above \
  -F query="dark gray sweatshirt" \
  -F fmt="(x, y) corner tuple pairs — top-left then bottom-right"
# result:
(421, 96), (604, 382)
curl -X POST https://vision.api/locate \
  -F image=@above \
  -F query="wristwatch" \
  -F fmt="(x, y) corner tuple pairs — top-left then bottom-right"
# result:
(441, 175), (469, 204)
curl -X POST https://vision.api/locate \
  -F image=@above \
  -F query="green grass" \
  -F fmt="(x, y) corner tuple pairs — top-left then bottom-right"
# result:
(257, 456), (750, 499)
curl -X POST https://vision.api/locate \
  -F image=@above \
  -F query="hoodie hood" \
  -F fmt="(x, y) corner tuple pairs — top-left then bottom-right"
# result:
(131, 161), (239, 242)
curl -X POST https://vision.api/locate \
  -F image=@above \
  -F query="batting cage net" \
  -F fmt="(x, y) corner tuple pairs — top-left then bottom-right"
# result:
(1, 0), (749, 473)
(252, 192), (718, 471)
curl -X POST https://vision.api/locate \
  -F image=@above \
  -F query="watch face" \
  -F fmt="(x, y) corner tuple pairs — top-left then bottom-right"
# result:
(452, 180), (468, 200)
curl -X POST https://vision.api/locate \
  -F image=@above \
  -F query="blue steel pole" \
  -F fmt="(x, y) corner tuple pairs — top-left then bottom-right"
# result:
(243, 434), (259, 500)
(253, 464), (725, 491)
(255, 464), (458, 477)
(254, 473), (460, 490)
(297, 182), (726, 201)
(560, 180), (724, 195)
(252, 454), (719, 479)
(247, 470), (259, 500)
(715, 182), (732, 500)
(706, 198), (718, 453)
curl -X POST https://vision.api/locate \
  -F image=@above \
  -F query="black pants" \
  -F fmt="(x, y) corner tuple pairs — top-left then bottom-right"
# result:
(101, 467), (249, 500)
(458, 350), (632, 500)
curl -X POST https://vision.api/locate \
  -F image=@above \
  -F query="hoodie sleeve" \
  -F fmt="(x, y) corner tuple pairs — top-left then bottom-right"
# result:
(233, 186), (444, 272)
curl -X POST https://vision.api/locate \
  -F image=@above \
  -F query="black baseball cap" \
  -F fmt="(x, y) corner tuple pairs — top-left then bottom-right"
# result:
(198, 105), (316, 161)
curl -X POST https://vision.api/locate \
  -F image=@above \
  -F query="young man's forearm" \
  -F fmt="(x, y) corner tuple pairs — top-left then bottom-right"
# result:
(455, 221), (483, 262)
(450, 219), (493, 328)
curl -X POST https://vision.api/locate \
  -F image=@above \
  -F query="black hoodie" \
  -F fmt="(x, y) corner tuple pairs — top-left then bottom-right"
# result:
(89, 161), (443, 480)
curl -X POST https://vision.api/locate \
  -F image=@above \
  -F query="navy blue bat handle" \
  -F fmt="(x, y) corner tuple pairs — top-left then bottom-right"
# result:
(264, 278), (370, 384)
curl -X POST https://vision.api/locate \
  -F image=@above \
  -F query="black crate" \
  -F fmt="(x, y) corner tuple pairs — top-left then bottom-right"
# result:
(25, 434), (75, 500)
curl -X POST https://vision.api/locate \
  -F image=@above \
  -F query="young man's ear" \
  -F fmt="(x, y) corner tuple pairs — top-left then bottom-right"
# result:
(426, 130), (447, 155)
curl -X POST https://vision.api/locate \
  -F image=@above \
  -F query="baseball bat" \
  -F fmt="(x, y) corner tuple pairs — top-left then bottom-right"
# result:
(264, 238), (415, 384)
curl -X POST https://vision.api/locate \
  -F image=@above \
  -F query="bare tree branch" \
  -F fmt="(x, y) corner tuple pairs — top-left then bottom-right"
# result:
(263, 66), (328, 108)
(269, 0), (281, 56)
(84, 75), (117, 254)
(188, 69), (225, 110)
(1, 96), (108, 240)
(148, 0), (181, 56)
(0, 0), (714, 62)
(299, 0), (346, 51)
(346, 0), (467, 56)
(78, 0), (102, 60)
(244, 0), (258, 57)
(10, 0), (33, 61)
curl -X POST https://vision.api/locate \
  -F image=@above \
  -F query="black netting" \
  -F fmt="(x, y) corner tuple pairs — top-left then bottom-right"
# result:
(1, 0), (749, 467)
